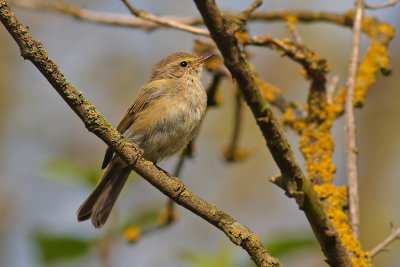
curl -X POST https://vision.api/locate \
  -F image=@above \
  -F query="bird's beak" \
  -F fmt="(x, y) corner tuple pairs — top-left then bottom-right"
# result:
(196, 54), (215, 65)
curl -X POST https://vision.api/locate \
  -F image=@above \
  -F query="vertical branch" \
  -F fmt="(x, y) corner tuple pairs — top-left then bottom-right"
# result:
(163, 146), (190, 224)
(225, 89), (244, 162)
(346, 0), (364, 239)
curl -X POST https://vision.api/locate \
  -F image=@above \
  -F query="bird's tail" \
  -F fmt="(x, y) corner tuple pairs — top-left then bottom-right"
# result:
(77, 158), (131, 228)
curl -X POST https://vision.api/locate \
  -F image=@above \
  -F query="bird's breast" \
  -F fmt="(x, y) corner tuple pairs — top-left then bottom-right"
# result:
(127, 79), (207, 162)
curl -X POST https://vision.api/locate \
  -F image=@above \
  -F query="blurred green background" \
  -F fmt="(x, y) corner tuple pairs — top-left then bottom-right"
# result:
(0, 1), (399, 266)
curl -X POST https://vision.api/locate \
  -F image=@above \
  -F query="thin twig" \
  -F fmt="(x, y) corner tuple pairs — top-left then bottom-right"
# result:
(241, 0), (263, 21)
(160, 143), (195, 227)
(233, 0), (263, 32)
(285, 17), (304, 46)
(224, 89), (244, 162)
(0, 2), (281, 266)
(345, 0), (364, 240)
(327, 75), (339, 104)
(365, 0), (400, 9)
(371, 224), (400, 257)
(121, 0), (209, 36)
(206, 73), (224, 107)
(11, 0), (157, 29)
(158, 147), (189, 230)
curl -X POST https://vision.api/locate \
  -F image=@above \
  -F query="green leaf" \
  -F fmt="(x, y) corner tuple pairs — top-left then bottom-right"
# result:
(180, 245), (233, 267)
(121, 208), (161, 230)
(33, 231), (95, 265)
(43, 158), (101, 186)
(265, 233), (317, 257)
(43, 157), (138, 187)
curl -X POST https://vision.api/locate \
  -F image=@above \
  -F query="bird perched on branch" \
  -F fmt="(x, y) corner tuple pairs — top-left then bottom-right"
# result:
(77, 52), (213, 228)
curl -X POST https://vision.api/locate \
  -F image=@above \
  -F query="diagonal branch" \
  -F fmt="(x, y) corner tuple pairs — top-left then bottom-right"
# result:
(0, 2), (281, 267)
(345, 0), (364, 240)
(11, 0), (157, 29)
(193, 1), (351, 266)
(121, 0), (209, 36)
(232, 0), (263, 32)
(370, 224), (400, 257)
(365, 0), (400, 9)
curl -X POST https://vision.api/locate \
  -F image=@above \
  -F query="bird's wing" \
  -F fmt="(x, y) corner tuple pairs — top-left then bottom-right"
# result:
(101, 79), (171, 169)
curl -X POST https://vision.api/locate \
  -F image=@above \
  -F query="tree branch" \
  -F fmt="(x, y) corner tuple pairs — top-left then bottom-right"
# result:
(121, 0), (209, 36)
(370, 224), (400, 257)
(224, 89), (245, 162)
(11, 0), (157, 29)
(193, 1), (351, 266)
(285, 16), (304, 46)
(0, 2), (281, 266)
(231, 0), (263, 32)
(365, 0), (400, 9)
(345, 0), (364, 239)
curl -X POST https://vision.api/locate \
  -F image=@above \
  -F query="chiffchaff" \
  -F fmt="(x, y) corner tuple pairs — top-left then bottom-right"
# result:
(77, 52), (213, 228)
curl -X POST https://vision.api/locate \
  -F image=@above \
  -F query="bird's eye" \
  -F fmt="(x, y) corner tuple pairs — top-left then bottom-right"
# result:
(179, 61), (188, 67)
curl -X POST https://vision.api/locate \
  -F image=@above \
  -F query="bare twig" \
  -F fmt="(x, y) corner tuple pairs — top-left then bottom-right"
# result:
(345, 0), (364, 239)
(241, 0), (263, 21)
(0, 2), (281, 266)
(11, 0), (157, 29)
(232, 0), (263, 32)
(285, 17), (304, 46)
(121, 0), (209, 36)
(156, 147), (189, 232)
(365, 0), (400, 9)
(327, 75), (339, 104)
(206, 73), (224, 107)
(159, 141), (198, 228)
(371, 224), (400, 257)
(224, 89), (244, 162)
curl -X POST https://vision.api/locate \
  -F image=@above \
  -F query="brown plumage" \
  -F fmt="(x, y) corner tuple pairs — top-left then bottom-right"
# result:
(77, 52), (212, 228)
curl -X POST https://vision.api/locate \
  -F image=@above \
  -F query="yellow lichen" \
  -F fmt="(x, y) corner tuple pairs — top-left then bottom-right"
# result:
(123, 226), (141, 242)
(299, 121), (335, 184)
(158, 208), (178, 224)
(212, 89), (224, 106)
(314, 184), (372, 266)
(354, 42), (391, 106)
(223, 147), (252, 162)
(256, 77), (281, 103)
(286, 15), (298, 32)
(234, 31), (250, 43)
(282, 107), (306, 132)
(332, 16), (394, 113)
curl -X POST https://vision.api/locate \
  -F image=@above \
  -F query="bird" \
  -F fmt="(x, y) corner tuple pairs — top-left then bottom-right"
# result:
(77, 52), (213, 228)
